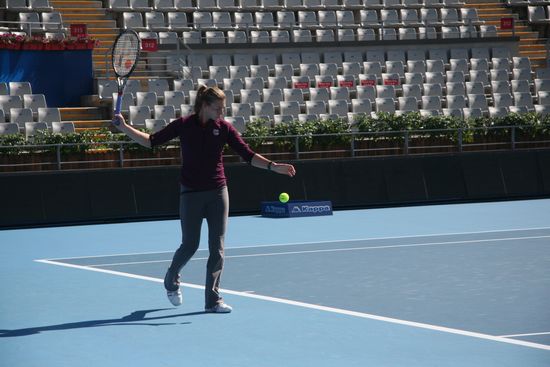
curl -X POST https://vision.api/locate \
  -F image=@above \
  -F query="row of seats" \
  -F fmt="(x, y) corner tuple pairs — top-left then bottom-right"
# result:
(125, 89), (549, 112)
(508, 0), (550, 6)
(120, 8), (483, 31)
(123, 101), (550, 136)
(114, 83), (550, 112)
(180, 47), (514, 68)
(0, 107), (62, 125)
(179, 60), (535, 80)
(0, 82), (65, 125)
(124, 96), (550, 131)
(111, 79), (550, 107)
(107, 0), (467, 13)
(138, 24), (497, 46)
(144, 25), (495, 45)
(111, 67), (549, 107)
(98, 67), (550, 103)
(131, 46), (514, 76)
(15, 12), (64, 32)
(3, 0), (52, 11)
(0, 122), (75, 139)
(0, 81), (34, 96)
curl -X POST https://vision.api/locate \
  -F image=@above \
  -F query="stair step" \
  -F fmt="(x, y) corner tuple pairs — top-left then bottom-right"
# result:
(92, 48), (111, 55)
(60, 14), (108, 21)
(57, 8), (107, 15)
(476, 7), (509, 11)
(485, 20), (524, 26)
(519, 44), (547, 50)
(480, 15), (520, 22)
(477, 9), (513, 15)
(464, 3), (502, 8)
(60, 107), (104, 120)
(73, 120), (112, 130)
(91, 34), (118, 41)
(93, 56), (115, 62)
(88, 27), (121, 34)
(64, 20), (117, 27)
(531, 57), (547, 64)
(499, 31), (540, 37)
(519, 50), (547, 56)
(478, 13), (516, 18)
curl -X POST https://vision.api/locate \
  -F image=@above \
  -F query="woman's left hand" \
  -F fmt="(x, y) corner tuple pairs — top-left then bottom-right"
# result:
(272, 163), (296, 177)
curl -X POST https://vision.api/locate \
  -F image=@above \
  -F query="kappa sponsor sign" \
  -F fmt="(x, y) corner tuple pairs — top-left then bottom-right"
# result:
(261, 201), (333, 218)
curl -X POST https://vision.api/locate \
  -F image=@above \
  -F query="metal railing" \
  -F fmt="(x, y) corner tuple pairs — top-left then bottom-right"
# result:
(0, 125), (548, 172)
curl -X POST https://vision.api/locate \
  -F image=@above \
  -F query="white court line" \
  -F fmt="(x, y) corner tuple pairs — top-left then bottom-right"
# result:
(35, 258), (550, 351)
(41, 226), (550, 262)
(501, 332), (550, 338)
(84, 234), (550, 268)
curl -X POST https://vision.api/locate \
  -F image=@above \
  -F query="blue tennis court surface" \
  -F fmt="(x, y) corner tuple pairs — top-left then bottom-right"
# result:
(1, 199), (550, 366)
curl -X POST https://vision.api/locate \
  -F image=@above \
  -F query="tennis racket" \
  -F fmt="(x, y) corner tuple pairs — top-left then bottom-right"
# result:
(111, 30), (140, 126)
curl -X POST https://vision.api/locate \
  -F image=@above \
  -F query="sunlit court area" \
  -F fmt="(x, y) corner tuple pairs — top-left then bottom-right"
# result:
(2, 0), (550, 365)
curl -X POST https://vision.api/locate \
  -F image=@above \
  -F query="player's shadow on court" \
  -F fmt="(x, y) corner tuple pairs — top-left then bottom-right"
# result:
(0, 309), (206, 337)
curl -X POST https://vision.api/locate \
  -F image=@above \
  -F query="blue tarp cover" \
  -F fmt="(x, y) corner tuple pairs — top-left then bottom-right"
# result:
(0, 49), (94, 107)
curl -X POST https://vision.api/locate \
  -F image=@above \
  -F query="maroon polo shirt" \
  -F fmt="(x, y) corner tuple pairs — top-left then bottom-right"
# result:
(149, 114), (256, 190)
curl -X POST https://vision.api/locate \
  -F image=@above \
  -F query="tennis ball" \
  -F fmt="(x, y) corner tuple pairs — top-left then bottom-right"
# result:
(279, 192), (290, 203)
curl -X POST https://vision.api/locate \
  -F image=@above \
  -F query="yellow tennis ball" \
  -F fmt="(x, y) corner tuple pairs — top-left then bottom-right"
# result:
(279, 192), (289, 203)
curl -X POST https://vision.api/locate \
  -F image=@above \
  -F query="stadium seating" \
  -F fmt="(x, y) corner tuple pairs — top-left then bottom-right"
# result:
(2, 0), (550, 138)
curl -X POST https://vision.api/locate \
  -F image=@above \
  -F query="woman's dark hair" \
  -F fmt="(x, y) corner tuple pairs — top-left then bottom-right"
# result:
(193, 85), (226, 115)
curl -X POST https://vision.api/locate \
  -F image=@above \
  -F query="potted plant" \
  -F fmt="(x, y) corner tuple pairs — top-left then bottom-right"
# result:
(21, 35), (45, 50)
(0, 33), (24, 50)
(42, 37), (66, 51)
(65, 36), (99, 50)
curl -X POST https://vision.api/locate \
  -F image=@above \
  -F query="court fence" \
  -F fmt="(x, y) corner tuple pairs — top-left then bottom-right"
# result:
(0, 125), (549, 172)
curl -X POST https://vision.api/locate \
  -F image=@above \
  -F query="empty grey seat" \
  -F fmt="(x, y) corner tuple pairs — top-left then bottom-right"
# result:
(25, 122), (48, 140)
(51, 121), (76, 134)
(0, 122), (20, 135)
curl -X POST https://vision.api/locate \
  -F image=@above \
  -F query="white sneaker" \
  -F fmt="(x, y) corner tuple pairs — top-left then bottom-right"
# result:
(167, 289), (182, 306)
(205, 303), (232, 313)
(164, 268), (182, 306)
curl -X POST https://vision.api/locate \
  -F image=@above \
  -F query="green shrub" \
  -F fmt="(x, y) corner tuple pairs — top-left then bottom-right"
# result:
(0, 134), (27, 155)
(271, 119), (314, 150)
(32, 129), (106, 154)
(242, 118), (271, 150)
(307, 118), (351, 148)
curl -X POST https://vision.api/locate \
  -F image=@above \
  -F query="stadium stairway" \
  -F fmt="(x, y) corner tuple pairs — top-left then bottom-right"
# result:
(51, 0), (119, 130)
(51, 0), (159, 130)
(59, 106), (107, 131)
(466, 0), (548, 69)
(51, 0), (116, 68)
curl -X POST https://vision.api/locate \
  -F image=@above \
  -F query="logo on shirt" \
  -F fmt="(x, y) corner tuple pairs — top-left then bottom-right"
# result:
(213, 129), (219, 136)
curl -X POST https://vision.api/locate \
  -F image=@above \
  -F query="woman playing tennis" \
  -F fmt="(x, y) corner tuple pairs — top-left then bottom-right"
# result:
(113, 85), (296, 313)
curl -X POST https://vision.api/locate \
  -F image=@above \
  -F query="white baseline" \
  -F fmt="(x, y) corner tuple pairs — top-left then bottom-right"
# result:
(35, 258), (550, 351)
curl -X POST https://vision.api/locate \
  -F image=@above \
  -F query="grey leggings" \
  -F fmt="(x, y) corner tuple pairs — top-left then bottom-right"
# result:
(167, 185), (229, 308)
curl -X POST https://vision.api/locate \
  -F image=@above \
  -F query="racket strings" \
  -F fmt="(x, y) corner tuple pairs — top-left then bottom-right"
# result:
(112, 33), (140, 77)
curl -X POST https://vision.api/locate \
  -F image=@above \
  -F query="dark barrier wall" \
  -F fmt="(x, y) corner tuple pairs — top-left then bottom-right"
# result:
(0, 49), (94, 107)
(1, 150), (549, 228)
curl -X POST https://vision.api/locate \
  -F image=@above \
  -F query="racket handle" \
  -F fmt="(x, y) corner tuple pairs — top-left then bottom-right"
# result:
(112, 93), (123, 126)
